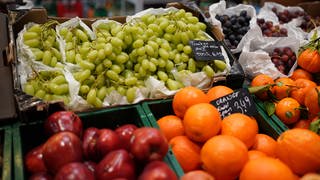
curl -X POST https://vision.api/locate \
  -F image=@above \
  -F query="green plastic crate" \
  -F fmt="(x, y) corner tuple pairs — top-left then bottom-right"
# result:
(141, 98), (284, 175)
(253, 96), (289, 132)
(13, 104), (179, 179)
(0, 126), (12, 180)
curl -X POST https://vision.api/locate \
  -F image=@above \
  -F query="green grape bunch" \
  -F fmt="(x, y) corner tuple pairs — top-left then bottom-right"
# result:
(22, 21), (63, 68)
(23, 70), (70, 105)
(58, 24), (93, 65)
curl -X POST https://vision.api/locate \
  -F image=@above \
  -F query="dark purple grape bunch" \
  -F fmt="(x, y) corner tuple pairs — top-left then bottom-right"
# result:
(215, 10), (251, 49)
(271, 7), (305, 24)
(256, 18), (288, 37)
(269, 47), (296, 75)
(300, 15), (320, 32)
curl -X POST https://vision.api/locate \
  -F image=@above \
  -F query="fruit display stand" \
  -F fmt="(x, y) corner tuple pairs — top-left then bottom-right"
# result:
(0, 125), (12, 180)
(12, 104), (182, 179)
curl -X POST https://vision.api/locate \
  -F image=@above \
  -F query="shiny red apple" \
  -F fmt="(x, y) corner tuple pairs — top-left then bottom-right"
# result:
(54, 162), (95, 180)
(96, 129), (122, 159)
(138, 161), (178, 180)
(28, 172), (53, 180)
(44, 111), (83, 137)
(115, 124), (138, 150)
(42, 132), (83, 174)
(24, 144), (47, 174)
(95, 149), (136, 180)
(82, 127), (100, 161)
(130, 127), (168, 162)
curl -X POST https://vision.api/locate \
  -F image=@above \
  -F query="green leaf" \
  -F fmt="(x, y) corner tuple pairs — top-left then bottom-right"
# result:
(285, 111), (293, 118)
(276, 81), (283, 87)
(264, 101), (275, 116)
(311, 30), (318, 41)
(309, 119), (320, 135)
(248, 84), (272, 94)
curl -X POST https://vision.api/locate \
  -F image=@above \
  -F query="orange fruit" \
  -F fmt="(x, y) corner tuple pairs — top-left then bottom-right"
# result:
(157, 115), (184, 141)
(183, 103), (221, 143)
(304, 86), (320, 116)
(275, 97), (301, 125)
(169, 136), (201, 172)
(273, 77), (295, 100)
(201, 135), (248, 180)
(239, 157), (296, 180)
(207, 85), (234, 102)
(221, 113), (258, 148)
(180, 170), (215, 180)
(250, 74), (275, 100)
(290, 78), (317, 105)
(172, 86), (209, 118)
(276, 128), (320, 175)
(290, 68), (313, 81)
(248, 150), (267, 161)
(297, 48), (320, 73)
(293, 119), (312, 129)
(251, 134), (277, 157)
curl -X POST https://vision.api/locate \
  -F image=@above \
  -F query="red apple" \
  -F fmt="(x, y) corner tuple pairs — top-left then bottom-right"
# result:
(24, 144), (47, 174)
(95, 149), (136, 180)
(115, 124), (138, 150)
(138, 161), (178, 180)
(96, 129), (122, 159)
(42, 132), (83, 174)
(44, 111), (83, 137)
(83, 161), (97, 174)
(54, 162), (95, 180)
(82, 127), (100, 161)
(130, 127), (168, 162)
(29, 172), (53, 180)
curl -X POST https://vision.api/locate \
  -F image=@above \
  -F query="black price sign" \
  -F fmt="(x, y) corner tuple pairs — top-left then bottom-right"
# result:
(210, 88), (257, 119)
(189, 40), (224, 61)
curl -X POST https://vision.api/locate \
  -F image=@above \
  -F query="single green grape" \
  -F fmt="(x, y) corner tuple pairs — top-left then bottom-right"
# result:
(188, 58), (196, 73)
(42, 50), (52, 66)
(202, 65), (215, 77)
(106, 70), (119, 81)
(75, 29), (89, 42)
(97, 86), (108, 100)
(24, 39), (40, 48)
(24, 84), (35, 96)
(86, 88), (97, 105)
(126, 87), (136, 103)
(34, 89), (46, 99)
(214, 60), (227, 71)
(157, 71), (168, 82)
(80, 85), (90, 94)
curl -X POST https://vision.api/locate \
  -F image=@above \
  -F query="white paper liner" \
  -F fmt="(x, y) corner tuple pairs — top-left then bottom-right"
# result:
(239, 36), (300, 79)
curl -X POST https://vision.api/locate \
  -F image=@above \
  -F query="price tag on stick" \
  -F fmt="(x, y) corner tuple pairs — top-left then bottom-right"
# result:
(210, 88), (257, 119)
(189, 40), (225, 61)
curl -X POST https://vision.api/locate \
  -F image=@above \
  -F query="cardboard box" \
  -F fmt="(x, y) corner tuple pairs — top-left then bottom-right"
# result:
(298, 1), (320, 17)
(0, 13), (17, 123)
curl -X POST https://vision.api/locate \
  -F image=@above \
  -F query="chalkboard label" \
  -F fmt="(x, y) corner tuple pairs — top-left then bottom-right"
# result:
(210, 88), (257, 119)
(189, 40), (224, 61)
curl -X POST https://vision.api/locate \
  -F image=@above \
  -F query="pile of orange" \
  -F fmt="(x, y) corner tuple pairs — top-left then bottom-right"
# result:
(250, 68), (320, 132)
(156, 86), (320, 179)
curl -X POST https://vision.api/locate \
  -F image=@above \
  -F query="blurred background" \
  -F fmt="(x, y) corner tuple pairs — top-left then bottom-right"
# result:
(29, 0), (254, 17)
